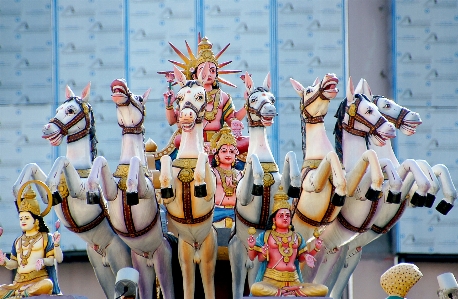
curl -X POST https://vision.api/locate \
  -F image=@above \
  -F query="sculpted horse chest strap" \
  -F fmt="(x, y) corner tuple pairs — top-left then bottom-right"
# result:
(58, 170), (107, 234)
(235, 162), (278, 229)
(168, 158), (214, 225)
(112, 164), (159, 238)
(337, 200), (379, 233)
(371, 198), (408, 234)
(293, 159), (337, 227)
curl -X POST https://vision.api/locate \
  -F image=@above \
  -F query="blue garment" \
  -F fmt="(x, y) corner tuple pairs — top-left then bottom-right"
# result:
(253, 230), (306, 284)
(213, 206), (235, 222)
(11, 233), (61, 295)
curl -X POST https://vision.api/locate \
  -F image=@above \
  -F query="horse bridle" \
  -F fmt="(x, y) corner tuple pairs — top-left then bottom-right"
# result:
(49, 97), (91, 143)
(176, 81), (207, 124)
(372, 95), (410, 129)
(115, 94), (145, 135)
(342, 94), (387, 140)
(300, 80), (333, 124)
(245, 88), (275, 127)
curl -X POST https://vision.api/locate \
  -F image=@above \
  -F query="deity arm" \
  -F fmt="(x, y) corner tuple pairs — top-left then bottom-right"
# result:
(1, 256), (18, 270)
(220, 92), (245, 127)
(53, 246), (63, 263)
(42, 256), (56, 267)
(165, 107), (179, 126)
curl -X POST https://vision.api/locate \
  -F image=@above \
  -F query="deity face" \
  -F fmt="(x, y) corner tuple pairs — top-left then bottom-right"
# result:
(274, 208), (291, 230)
(217, 144), (237, 167)
(197, 62), (217, 85)
(19, 211), (37, 233)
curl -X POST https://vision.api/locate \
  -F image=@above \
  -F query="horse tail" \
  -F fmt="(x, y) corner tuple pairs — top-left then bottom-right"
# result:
(333, 98), (346, 163)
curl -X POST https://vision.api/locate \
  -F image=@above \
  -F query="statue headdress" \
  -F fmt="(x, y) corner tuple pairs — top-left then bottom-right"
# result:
(17, 180), (53, 217)
(165, 34), (241, 87)
(380, 263), (423, 298)
(272, 185), (291, 214)
(210, 124), (237, 153)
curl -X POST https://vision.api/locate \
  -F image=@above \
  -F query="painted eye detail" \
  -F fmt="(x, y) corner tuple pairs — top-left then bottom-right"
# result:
(66, 106), (76, 115)
(250, 97), (256, 103)
(383, 103), (391, 108)
(176, 95), (184, 102)
(195, 93), (204, 101)
(306, 88), (313, 94)
(366, 108), (373, 114)
(269, 96), (275, 104)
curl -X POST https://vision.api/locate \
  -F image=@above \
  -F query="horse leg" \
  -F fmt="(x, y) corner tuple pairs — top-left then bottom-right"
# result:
(432, 163), (457, 213)
(378, 158), (403, 198)
(152, 239), (175, 299)
(329, 248), (362, 299)
(247, 259), (261, 292)
(86, 244), (116, 299)
(132, 252), (155, 299)
(178, 238), (197, 299)
(88, 156), (118, 200)
(228, 235), (249, 299)
(346, 150), (383, 198)
(194, 152), (215, 201)
(159, 155), (176, 204)
(13, 163), (48, 200)
(314, 244), (349, 287)
(127, 156), (155, 200)
(198, 228), (217, 299)
(281, 151), (301, 197)
(398, 159), (431, 198)
(105, 235), (133, 275)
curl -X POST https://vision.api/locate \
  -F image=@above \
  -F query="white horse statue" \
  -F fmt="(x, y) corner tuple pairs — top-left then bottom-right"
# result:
(307, 77), (402, 284)
(289, 74), (347, 245)
(159, 64), (217, 299)
(13, 83), (132, 299)
(87, 79), (175, 299)
(228, 72), (302, 299)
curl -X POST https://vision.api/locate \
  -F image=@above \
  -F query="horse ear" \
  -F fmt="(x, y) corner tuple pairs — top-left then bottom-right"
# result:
(142, 88), (151, 103)
(66, 85), (75, 99)
(244, 71), (254, 94)
(355, 78), (364, 94)
(197, 62), (210, 84)
(173, 65), (187, 87)
(346, 76), (355, 104)
(313, 77), (320, 86)
(289, 78), (304, 98)
(81, 82), (91, 102)
(263, 72), (271, 91)
(361, 79), (372, 99)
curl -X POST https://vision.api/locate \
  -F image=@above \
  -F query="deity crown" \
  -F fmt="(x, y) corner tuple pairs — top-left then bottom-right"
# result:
(210, 124), (237, 152)
(272, 185), (291, 214)
(18, 186), (41, 216)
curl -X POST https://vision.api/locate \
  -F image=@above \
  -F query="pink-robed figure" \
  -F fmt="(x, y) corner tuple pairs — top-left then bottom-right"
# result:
(247, 186), (328, 297)
(209, 125), (242, 228)
(162, 36), (249, 161)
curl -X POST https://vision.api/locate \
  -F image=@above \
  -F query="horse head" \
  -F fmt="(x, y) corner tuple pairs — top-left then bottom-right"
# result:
(244, 72), (277, 127)
(42, 82), (95, 150)
(355, 78), (422, 136)
(173, 64), (208, 132)
(290, 73), (339, 123)
(337, 77), (396, 147)
(111, 78), (150, 135)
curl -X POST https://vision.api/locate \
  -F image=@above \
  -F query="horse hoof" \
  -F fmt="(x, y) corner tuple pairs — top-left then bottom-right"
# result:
(161, 187), (174, 199)
(436, 200), (453, 215)
(126, 192), (139, 205)
(410, 192), (426, 207)
(331, 193), (345, 206)
(86, 191), (100, 205)
(386, 191), (401, 204)
(194, 183), (207, 197)
(287, 186), (300, 198)
(251, 184), (263, 196)
(424, 193), (436, 208)
(365, 187), (382, 202)
(52, 191), (63, 206)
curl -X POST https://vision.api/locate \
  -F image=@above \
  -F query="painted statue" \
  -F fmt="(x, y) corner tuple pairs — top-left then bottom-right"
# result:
(228, 72), (301, 299)
(13, 83), (132, 299)
(161, 35), (248, 165)
(209, 124), (241, 228)
(87, 79), (175, 299)
(0, 180), (62, 298)
(247, 185), (328, 297)
(159, 64), (217, 299)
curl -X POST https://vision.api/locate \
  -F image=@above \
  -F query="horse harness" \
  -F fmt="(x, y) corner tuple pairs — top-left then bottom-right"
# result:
(337, 200), (379, 234)
(372, 95), (410, 129)
(300, 81), (333, 124)
(167, 158), (214, 225)
(177, 80), (208, 125)
(49, 97), (92, 143)
(292, 159), (338, 227)
(245, 88), (275, 127)
(371, 197), (408, 234)
(235, 162), (279, 229)
(112, 164), (159, 238)
(343, 95), (387, 140)
(58, 169), (108, 234)
(116, 94), (146, 135)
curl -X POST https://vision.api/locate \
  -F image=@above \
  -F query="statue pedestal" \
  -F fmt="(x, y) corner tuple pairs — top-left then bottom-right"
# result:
(26, 295), (88, 299)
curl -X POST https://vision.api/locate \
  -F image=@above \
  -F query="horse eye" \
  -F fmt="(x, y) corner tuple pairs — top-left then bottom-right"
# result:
(306, 88), (312, 94)
(383, 103), (391, 108)
(366, 108), (373, 114)
(250, 98), (256, 103)
(66, 107), (75, 114)
(269, 96), (275, 104)
(195, 94), (204, 101)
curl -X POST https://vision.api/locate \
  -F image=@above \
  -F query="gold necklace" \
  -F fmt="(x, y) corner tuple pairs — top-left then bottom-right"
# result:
(216, 166), (238, 196)
(271, 230), (294, 262)
(18, 233), (42, 266)
(204, 89), (220, 121)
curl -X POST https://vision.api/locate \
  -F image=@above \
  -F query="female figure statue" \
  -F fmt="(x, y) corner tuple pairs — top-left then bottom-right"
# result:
(247, 186), (328, 297)
(0, 181), (62, 298)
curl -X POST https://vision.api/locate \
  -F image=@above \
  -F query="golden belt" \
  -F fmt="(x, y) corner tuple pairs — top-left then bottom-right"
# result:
(264, 268), (299, 282)
(15, 269), (48, 283)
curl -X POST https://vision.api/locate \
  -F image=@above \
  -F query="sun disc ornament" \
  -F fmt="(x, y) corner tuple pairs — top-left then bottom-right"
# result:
(17, 180), (53, 217)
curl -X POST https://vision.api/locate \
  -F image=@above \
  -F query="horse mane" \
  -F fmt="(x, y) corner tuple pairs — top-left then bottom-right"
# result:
(333, 98), (346, 163)
(300, 103), (306, 160)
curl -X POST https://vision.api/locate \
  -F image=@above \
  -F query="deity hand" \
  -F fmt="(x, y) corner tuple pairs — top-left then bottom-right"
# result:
(53, 231), (61, 247)
(203, 142), (211, 155)
(281, 285), (302, 296)
(35, 259), (44, 271)
(305, 253), (317, 268)
(225, 176), (234, 187)
(231, 119), (244, 138)
(261, 244), (269, 257)
(0, 250), (7, 266)
(163, 90), (176, 107)
(247, 235), (256, 249)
